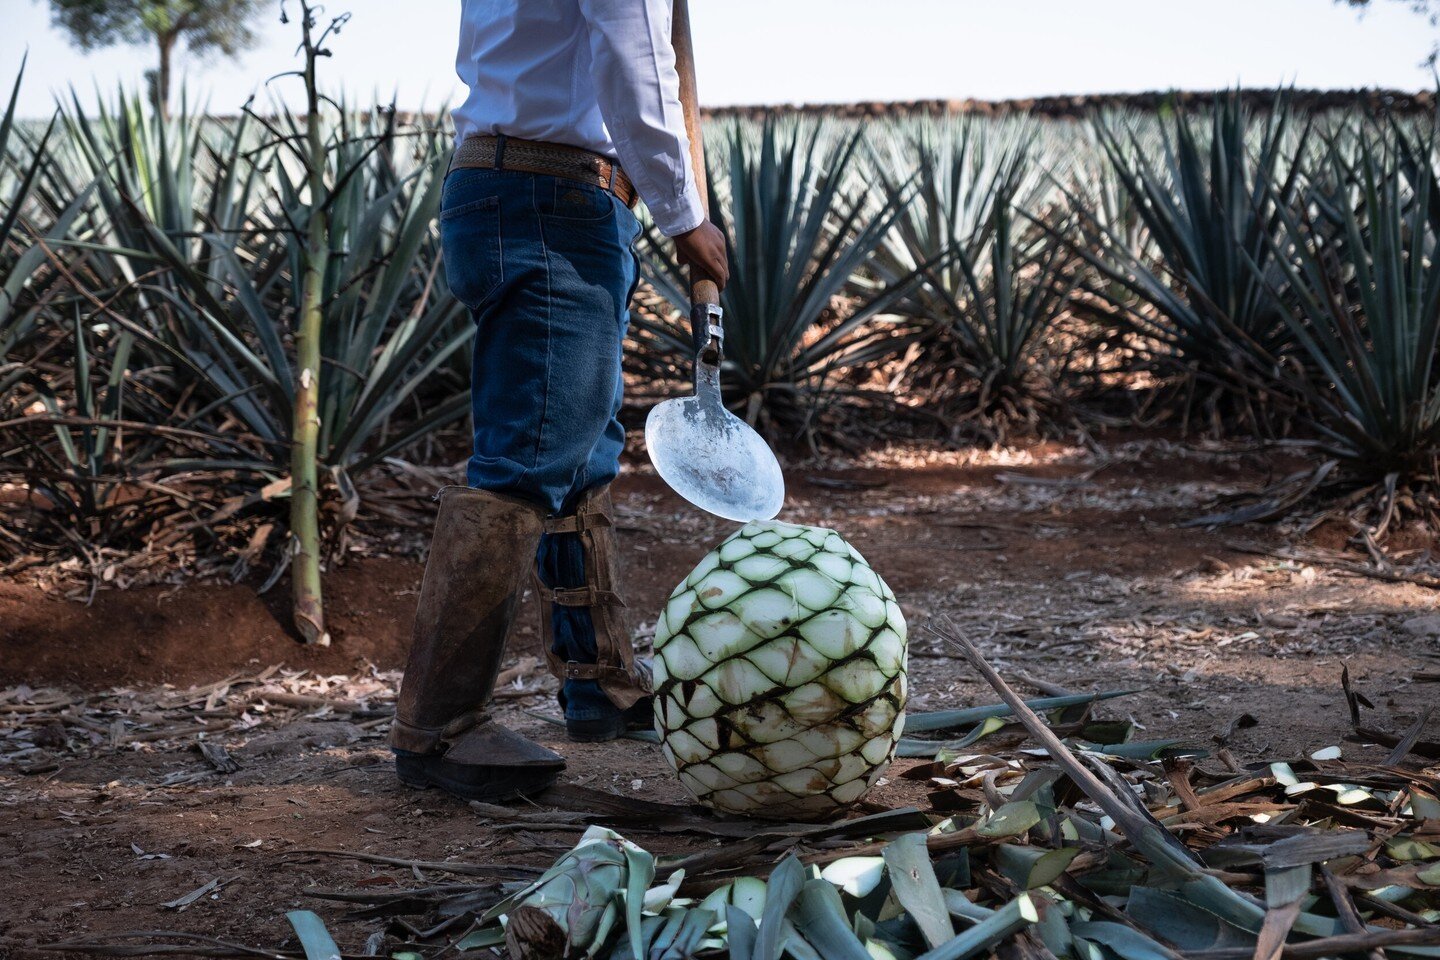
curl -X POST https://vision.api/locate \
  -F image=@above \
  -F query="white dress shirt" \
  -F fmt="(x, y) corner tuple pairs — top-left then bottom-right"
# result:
(453, 0), (706, 237)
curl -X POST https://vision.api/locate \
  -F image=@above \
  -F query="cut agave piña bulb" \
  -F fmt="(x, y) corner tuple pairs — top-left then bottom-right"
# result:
(653, 521), (907, 820)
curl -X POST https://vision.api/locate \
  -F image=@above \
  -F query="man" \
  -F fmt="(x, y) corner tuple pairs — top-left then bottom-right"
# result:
(388, 0), (729, 802)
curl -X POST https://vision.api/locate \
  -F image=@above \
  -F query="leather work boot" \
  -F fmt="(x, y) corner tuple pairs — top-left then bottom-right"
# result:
(533, 484), (653, 742)
(390, 486), (565, 801)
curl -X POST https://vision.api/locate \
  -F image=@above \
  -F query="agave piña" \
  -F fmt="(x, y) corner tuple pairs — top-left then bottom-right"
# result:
(653, 521), (907, 820)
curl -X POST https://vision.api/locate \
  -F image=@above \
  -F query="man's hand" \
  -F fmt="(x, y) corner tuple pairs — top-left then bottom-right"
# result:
(673, 220), (729, 290)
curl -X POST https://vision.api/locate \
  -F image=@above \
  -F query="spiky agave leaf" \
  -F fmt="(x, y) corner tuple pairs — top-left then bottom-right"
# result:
(948, 181), (1077, 427)
(634, 117), (925, 442)
(0, 58), (61, 333)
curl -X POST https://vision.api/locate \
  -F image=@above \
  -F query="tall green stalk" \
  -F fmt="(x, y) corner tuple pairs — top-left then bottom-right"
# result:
(290, 0), (331, 645)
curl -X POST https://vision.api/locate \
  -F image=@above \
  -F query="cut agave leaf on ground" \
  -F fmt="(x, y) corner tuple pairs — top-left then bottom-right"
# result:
(286, 910), (341, 960)
(975, 800), (1041, 838)
(753, 855), (805, 960)
(643, 870), (685, 914)
(820, 857), (887, 898)
(897, 719), (1009, 757)
(1409, 791), (1440, 820)
(664, 906), (719, 959)
(1125, 886), (1258, 951)
(1264, 864), (1313, 908)
(902, 692), (1137, 734)
(1084, 739), (1202, 760)
(1077, 719), (1137, 745)
(994, 844), (1080, 890)
(791, 880), (873, 960)
(726, 904), (757, 960)
(914, 893), (1040, 960)
(778, 919), (824, 960)
(1067, 921), (1182, 960)
(1387, 839), (1440, 861)
(1202, 830), (1373, 870)
(1031, 896), (1074, 956)
(699, 875), (768, 922)
(454, 927), (505, 951)
(942, 888), (993, 923)
(882, 832), (955, 949)
(622, 844), (654, 960)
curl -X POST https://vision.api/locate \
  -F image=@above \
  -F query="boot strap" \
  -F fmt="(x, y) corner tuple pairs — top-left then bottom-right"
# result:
(532, 582), (625, 608)
(561, 660), (633, 681)
(534, 485), (649, 709)
(542, 513), (612, 535)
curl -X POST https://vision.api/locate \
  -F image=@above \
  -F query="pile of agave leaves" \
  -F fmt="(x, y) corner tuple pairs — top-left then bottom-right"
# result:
(54, 633), (1440, 960)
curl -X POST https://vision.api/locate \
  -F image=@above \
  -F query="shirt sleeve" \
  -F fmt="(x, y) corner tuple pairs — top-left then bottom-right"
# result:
(576, 0), (707, 237)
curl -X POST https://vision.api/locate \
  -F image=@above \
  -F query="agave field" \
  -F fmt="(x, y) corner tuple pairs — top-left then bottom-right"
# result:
(6, 67), (1440, 593)
(5, 51), (1440, 960)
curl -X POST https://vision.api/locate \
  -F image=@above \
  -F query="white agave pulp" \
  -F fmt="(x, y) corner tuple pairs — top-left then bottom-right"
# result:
(652, 520), (908, 820)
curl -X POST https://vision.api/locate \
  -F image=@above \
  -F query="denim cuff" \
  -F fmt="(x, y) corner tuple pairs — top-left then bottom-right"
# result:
(562, 678), (618, 722)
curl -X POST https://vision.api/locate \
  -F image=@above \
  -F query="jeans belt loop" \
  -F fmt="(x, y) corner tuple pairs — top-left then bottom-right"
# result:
(492, 133), (507, 171)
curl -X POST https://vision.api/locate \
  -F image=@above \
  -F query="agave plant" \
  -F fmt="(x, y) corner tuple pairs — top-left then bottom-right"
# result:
(869, 122), (1075, 436)
(1063, 93), (1314, 430)
(1264, 128), (1440, 496)
(223, 96), (472, 476)
(0, 309), (270, 575)
(944, 187), (1077, 435)
(634, 119), (924, 444)
(2, 70), (472, 585)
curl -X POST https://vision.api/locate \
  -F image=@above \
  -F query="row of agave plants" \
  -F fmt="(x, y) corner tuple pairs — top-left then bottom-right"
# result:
(2, 64), (1438, 588)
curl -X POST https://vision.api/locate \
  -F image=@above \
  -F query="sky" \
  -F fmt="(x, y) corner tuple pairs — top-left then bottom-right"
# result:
(2, 0), (1436, 119)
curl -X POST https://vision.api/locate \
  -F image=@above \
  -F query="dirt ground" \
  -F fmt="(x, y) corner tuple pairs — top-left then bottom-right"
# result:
(3, 436), (1438, 959)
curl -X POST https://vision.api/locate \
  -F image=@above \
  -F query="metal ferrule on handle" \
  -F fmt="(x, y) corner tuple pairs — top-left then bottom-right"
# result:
(692, 301), (724, 373)
(640, 0), (784, 523)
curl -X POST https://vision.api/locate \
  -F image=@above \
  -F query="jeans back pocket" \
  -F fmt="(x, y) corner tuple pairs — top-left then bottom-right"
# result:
(441, 194), (503, 309)
(538, 177), (617, 224)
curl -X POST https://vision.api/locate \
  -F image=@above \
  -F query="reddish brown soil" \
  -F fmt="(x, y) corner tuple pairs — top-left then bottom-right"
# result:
(2, 439), (1437, 959)
(0, 558), (419, 689)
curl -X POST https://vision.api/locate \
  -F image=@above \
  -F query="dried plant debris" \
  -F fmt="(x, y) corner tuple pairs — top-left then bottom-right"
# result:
(0, 666), (408, 779)
(38, 637), (1440, 960)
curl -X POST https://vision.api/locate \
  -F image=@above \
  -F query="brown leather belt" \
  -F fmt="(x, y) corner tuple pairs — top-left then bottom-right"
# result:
(452, 135), (639, 210)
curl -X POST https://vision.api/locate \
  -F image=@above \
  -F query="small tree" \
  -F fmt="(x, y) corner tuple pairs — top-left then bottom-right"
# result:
(44, 0), (266, 115)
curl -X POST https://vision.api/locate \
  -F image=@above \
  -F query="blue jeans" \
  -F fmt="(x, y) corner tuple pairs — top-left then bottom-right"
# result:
(440, 168), (641, 722)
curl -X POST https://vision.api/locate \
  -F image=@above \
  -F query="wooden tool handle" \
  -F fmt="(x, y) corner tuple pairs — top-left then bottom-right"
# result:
(671, 0), (720, 307)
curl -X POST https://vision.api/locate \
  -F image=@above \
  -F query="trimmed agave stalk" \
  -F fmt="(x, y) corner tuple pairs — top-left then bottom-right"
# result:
(653, 521), (907, 821)
(289, 0), (335, 645)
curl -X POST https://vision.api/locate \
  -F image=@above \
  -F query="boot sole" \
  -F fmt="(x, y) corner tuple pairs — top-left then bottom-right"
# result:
(566, 715), (628, 742)
(394, 755), (561, 803)
(566, 712), (662, 742)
